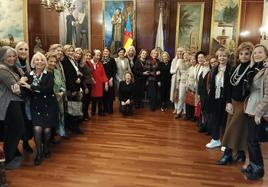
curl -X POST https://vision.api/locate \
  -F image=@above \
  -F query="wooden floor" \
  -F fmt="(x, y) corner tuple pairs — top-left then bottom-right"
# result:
(6, 108), (268, 187)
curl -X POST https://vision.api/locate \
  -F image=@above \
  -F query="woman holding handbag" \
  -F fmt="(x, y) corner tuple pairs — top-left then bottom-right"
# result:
(185, 54), (198, 120)
(216, 42), (254, 165)
(242, 44), (268, 180)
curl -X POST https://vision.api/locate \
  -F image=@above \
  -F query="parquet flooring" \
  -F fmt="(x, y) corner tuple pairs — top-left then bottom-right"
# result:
(6, 108), (268, 187)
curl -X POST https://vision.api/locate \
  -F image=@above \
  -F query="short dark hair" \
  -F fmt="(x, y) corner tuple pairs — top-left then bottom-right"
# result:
(195, 51), (206, 62)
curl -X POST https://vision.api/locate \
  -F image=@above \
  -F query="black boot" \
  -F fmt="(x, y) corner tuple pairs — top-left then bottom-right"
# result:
(245, 163), (264, 180)
(233, 151), (246, 163)
(43, 144), (51, 159)
(34, 152), (42, 166)
(23, 141), (33, 153)
(216, 148), (233, 165)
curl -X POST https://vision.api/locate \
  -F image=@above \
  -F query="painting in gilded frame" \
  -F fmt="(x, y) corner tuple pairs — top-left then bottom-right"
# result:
(59, 0), (90, 49)
(210, 0), (241, 54)
(0, 0), (28, 47)
(103, 0), (136, 55)
(175, 2), (204, 52)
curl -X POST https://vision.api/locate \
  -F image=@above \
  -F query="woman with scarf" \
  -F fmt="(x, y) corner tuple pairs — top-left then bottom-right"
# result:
(15, 42), (33, 153)
(242, 44), (268, 180)
(206, 48), (232, 149)
(216, 42), (254, 165)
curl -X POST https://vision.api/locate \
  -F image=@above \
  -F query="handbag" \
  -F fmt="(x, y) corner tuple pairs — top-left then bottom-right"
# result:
(65, 101), (83, 116)
(185, 90), (195, 106)
(173, 89), (179, 102)
(194, 101), (201, 118)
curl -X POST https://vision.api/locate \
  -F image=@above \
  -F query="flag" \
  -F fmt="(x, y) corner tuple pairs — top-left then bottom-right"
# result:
(123, 15), (133, 50)
(155, 10), (164, 50)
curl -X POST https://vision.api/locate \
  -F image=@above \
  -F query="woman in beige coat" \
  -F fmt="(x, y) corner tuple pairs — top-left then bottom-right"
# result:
(170, 48), (184, 115)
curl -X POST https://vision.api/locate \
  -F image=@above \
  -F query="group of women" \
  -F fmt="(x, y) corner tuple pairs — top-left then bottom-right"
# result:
(0, 41), (268, 181)
(170, 43), (268, 181)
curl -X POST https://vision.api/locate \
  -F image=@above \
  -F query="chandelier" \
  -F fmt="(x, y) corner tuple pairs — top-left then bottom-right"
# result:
(41, 0), (73, 13)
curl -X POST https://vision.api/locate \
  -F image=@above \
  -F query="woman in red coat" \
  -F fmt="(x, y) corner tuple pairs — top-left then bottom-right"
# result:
(88, 49), (108, 116)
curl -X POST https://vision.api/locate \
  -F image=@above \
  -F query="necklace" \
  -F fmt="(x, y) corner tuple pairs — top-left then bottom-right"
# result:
(230, 64), (249, 86)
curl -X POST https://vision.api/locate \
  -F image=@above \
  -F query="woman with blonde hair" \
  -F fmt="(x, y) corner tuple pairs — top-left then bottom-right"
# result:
(242, 44), (268, 180)
(21, 52), (59, 166)
(45, 51), (67, 138)
(170, 47), (184, 115)
(15, 41), (33, 153)
(206, 48), (232, 149)
(217, 42), (254, 165)
(145, 49), (161, 111)
(126, 45), (137, 70)
(61, 45), (83, 134)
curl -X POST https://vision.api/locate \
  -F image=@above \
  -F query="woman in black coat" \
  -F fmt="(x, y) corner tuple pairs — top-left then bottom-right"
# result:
(133, 49), (149, 108)
(119, 72), (135, 115)
(206, 48), (232, 149)
(15, 42), (33, 153)
(61, 45), (83, 134)
(145, 49), (161, 111)
(21, 52), (59, 166)
(102, 47), (117, 114)
(159, 51), (171, 111)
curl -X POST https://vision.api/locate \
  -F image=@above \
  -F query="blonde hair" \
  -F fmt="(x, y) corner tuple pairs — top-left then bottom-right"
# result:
(237, 42), (254, 54)
(250, 44), (268, 67)
(150, 49), (158, 57)
(126, 45), (136, 56)
(215, 47), (230, 57)
(15, 42), (29, 52)
(49, 44), (62, 52)
(31, 52), (47, 69)
(62, 45), (74, 54)
(45, 51), (57, 61)
(161, 51), (170, 61)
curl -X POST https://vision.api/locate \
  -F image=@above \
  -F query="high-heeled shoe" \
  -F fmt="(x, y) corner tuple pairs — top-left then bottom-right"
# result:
(241, 164), (252, 174)
(216, 149), (233, 165)
(233, 151), (246, 162)
(34, 153), (42, 166)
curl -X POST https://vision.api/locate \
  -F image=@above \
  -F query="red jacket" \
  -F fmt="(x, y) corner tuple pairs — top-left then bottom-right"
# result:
(88, 60), (108, 97)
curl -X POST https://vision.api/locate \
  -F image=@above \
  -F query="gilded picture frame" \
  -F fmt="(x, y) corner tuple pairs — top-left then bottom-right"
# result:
(0, 0), (28, 47)
(103, 0), (136, 55)
(175, 2), (204, 52)
(209, 0), (242, 54)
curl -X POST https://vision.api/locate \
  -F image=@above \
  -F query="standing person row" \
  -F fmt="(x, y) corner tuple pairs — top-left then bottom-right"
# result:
(0, 46), (25, 169)
(20, 52), (59, 166)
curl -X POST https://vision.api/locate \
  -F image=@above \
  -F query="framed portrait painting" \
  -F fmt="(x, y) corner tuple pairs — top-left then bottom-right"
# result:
(175, 2), (204, 52)
(0, 0), (28, 47)
(103, 0), (136, 55)
(59, 0), (90, 49)
(210, 0), (241, 54)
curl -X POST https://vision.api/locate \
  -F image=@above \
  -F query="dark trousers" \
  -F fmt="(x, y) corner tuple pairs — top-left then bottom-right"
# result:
(147, 80), (158, 111)
(120, 103), (133, 116)
(134, 80), (146, 106)
(103, 89), (114, 114)
(65, 94), (81, 132)
(91, 97), (103, 115)
(247, 116), (264, 168)
(210, 98), (227, 140)
(186, 104), (195, 120)
(3, 101), (25, 162)
(160, 82), (170, 108)
(82, 92), (91, 119)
